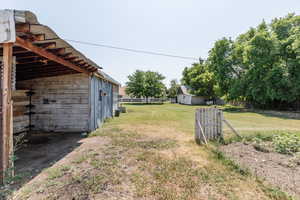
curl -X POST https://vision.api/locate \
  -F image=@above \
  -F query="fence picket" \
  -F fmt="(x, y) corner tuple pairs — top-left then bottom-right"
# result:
(194, 107), (223, 144)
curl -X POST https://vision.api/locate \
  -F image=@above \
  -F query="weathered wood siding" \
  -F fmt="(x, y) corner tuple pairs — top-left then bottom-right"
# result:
(12, 90), (29, 134)
(90, 76), (113, 131)
(112, 84), (119, 114)
(17, 74), (90, 132)
(195, 108), (223, 144)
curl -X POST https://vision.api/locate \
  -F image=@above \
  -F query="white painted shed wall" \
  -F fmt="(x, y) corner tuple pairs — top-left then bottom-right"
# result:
(178, 94), (192, 105)
(178, 94), (205, 105)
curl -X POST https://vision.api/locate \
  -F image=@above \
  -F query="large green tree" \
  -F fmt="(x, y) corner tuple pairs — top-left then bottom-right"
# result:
(125, 70), (145, 98)
(207, 13), (300, 109)
(126, 70), (166, 102)
(181, 62), (216, 98)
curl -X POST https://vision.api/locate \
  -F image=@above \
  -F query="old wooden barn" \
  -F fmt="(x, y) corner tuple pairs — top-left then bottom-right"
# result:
(0, 10), (119, 182)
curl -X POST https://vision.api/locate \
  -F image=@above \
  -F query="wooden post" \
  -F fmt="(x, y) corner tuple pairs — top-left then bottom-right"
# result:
(0, 43), (14, 183)
(223, 119), (242, 139)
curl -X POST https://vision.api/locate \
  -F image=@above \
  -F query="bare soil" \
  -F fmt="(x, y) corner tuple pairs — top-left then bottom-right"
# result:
(15, 132), (83, 176)
(220, 142), (300, 199)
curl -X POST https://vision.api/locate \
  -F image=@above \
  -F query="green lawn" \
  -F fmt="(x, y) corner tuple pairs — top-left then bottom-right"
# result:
(11, 103), (299, 200)
(119, 103), (300, 138)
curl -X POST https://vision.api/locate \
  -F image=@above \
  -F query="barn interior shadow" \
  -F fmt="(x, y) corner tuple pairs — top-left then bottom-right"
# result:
(1, 132), (83, 200)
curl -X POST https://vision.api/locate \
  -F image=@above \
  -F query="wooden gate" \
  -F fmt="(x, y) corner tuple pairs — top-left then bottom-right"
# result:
(195, 108), (223, 144)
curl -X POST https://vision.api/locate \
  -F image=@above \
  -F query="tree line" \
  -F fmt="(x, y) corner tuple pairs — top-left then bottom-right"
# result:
(182, 13), (300, 109)
(125, 14), (300, 109)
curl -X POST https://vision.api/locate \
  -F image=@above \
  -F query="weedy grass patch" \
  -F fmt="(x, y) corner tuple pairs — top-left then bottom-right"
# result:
(272, 133), (300, 154)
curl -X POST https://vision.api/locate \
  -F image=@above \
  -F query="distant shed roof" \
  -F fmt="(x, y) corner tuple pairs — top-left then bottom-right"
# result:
(178, 85), (194, 96)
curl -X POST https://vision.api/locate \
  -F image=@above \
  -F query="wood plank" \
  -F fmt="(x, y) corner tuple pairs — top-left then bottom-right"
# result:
(16, 24), (30, 33)
(15, 37), (92, 75)
(0, 43), (14, 183)
(223, 119), (242, 139)
(17, 74), (90, 132)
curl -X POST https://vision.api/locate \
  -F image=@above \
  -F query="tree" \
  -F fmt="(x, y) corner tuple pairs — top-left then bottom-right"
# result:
(126, 70), (166, 102)
(181, 62), (216, 98)
(167, 79), (180, 98)
(207, 38), (236, 97)
(207, 13), (300, 109)
(126, 70), (145, 98)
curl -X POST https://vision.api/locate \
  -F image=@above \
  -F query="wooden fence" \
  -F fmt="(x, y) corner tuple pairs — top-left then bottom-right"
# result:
(195, 108), (223, 144)
(120, 98), (166, 103)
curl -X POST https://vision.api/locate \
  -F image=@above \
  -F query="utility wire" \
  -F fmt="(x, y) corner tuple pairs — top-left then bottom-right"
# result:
(65, 39), (198, 61)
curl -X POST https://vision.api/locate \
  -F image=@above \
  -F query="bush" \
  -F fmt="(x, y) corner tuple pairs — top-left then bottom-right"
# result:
(272, 133), (300, 154)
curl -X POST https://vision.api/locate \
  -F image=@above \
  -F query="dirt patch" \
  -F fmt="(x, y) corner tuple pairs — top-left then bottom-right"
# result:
(15, 133), (83, 175)
(220, 142), (300, 199)
(11, 136), (123, 200)
(120, 124), (211, 165)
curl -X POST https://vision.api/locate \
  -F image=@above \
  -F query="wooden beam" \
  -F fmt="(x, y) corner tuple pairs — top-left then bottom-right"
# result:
(60, 52), (72, 58)
(223, 119), (243, 139)
(16, 54), (40, 60)
(0, 43), (14, 183)
(48, 48), (66, 55)
(15, 37), (90, 74)
(16, 24), (30, 33)
(17, 65), (68, 73)
(17, 68), (75, 77)
(17, 70), (79, 81)
(36, 42), (56, 49)
(16, 62), (58, 69)
(0, 47), (28, 55)
(73, 60), (85, 65)
(34, 34), (46, 41)
(65, 56), (79, 61)
(16, 59), (49, 65)
(19, 34), (45, 42)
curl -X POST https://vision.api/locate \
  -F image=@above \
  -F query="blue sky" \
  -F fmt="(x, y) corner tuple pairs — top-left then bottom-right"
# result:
(1, 1), (300, 86)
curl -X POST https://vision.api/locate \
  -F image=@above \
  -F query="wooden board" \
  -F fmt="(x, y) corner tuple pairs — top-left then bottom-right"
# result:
(195, 108), (223, 144)
(12, 90), (29, 134)
(17, 73), (90, 132)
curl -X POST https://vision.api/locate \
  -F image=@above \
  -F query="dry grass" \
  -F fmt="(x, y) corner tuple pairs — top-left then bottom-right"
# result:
(6, 103), (299, 200)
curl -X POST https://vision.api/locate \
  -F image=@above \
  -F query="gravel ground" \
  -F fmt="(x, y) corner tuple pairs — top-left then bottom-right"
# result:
(220, 142), (300, 199)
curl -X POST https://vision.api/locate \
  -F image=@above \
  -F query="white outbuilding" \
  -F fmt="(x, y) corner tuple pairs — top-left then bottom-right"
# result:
(177, 86), (206, 105)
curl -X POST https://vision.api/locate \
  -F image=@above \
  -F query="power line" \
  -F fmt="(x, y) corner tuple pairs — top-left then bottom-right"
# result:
(65, 39), (198, 61)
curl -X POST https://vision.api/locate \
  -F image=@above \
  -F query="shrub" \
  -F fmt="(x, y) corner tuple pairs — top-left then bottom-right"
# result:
(272, 133), (300, 154)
